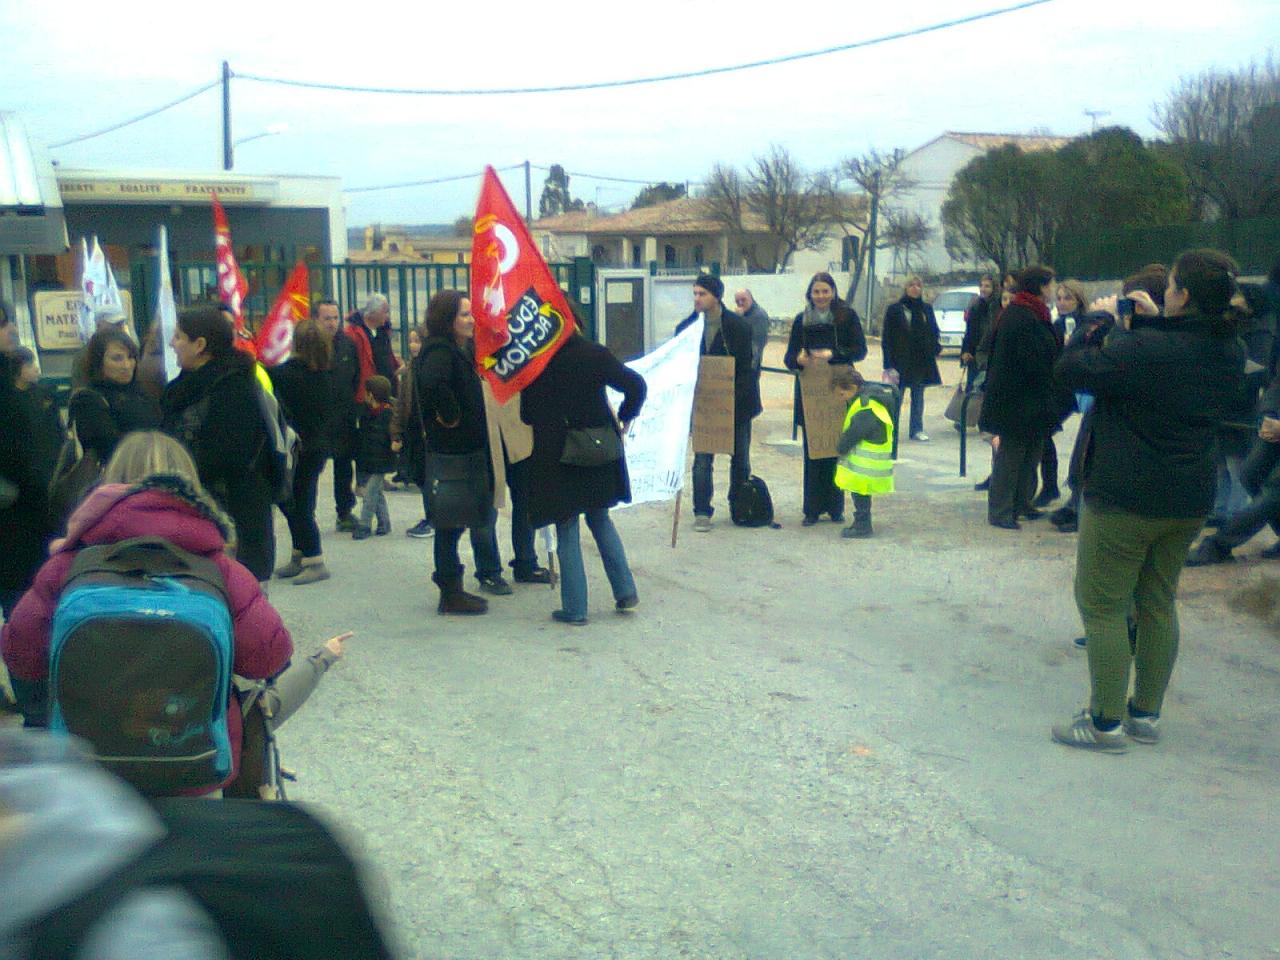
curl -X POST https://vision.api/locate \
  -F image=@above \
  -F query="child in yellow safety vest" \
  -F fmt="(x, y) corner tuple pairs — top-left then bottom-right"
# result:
(832, 368), (894, 538)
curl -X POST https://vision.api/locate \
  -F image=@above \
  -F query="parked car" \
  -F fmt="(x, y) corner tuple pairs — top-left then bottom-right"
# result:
(931, 286), (979, 355)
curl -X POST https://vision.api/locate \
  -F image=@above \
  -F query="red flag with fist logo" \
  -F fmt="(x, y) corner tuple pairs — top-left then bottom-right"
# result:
(256, 262), (310, 366)
(470, 166), (577, 403)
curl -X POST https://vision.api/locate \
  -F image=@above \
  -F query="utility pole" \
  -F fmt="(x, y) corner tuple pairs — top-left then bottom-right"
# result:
(222, 61), (233, 171)
(524, 160), (533, 223)
(865, 169), (880, 322)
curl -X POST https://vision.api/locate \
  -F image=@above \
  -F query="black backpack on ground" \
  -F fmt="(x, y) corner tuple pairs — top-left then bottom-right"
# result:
(24, 798), (396, 960)
(730, 475), (779, 528)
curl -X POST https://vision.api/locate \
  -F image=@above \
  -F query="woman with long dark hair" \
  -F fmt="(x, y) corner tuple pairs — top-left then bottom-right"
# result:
(415, 290), (505, 614)
(1052, 249), (1244, 750)
(783, 271), (868, 524)
(161, 305), (274, 582)
(269, 319), (333, 585)
(69, 327), (161, 464)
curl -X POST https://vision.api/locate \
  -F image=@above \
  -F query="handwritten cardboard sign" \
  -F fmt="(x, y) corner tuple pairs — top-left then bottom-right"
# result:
(691, 355), (736, 454)
(799, 362), (852, 459)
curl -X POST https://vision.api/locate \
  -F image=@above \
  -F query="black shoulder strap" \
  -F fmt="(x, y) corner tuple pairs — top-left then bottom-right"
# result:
(65, 536), (229, 604)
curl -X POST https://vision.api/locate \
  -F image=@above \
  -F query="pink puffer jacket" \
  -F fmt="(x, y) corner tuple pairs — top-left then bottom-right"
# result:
(1, 478), (293, 793)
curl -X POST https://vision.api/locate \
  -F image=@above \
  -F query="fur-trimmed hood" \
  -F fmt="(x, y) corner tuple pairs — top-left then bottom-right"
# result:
(52, 475), (236, 557)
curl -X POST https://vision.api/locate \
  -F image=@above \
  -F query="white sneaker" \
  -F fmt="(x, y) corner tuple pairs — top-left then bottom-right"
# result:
(912, 431), (930, 442)
(694, 516), (712, 532)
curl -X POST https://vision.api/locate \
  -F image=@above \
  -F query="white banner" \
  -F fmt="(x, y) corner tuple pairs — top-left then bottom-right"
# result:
(610, 319), (703, 507)
(155, 225), (180, 382)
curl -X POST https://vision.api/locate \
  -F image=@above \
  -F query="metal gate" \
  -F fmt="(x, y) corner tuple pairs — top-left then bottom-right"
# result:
(129, 257), (597, 356)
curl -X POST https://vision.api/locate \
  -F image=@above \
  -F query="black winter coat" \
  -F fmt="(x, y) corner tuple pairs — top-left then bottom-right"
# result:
(415, 337), (489, 456)
(783, 301), (868, 430)
(675, 307), (761, 423)
(355, 405), (396, 474)
(68, 380), (161, 463)
(978, 300), (1060, 440)
(521, 334), (647, 527)
(1056, 312), (1244, 519)
(328, 331), (361, 454)
(161, 353), (274, 579)
(269, 358), (334, 456)
(0, 383), (58, 592)
(961, 295), (996, 363)
(349, 312), (399, 389)
(882, 296), (942, 386)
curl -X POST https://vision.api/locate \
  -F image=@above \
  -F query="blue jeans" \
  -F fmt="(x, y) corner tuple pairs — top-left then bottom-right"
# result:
(906, 383), (926, 436)
(556, 509), (636, 620)
(433, 507), (502, 582)
(692, 419), (752, 518)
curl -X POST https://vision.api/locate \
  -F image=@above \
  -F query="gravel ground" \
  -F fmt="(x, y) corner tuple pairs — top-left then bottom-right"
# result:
(261, 341), (1279, 959)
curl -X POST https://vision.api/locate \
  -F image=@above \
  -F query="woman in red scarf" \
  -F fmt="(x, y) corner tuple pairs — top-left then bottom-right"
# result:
(978, 265), (1061, 529)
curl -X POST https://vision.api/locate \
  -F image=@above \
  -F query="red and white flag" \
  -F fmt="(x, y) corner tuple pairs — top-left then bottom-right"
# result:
(256, 262), (310, 367)
(212, 192), (255, 356)
(470, 166), (576, 403)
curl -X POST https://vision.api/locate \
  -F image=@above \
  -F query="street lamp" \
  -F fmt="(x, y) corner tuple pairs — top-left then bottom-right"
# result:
(225, 123), (288, 170)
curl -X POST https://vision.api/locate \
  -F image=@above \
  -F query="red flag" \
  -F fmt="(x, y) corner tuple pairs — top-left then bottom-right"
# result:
(256, 262), (310, 367)
(470, 166), (576, 403)
(212, 192), (255, 356)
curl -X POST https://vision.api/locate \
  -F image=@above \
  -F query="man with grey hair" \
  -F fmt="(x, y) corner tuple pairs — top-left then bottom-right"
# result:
(348, 293), (401, 392)
(734, 288), (771, 373)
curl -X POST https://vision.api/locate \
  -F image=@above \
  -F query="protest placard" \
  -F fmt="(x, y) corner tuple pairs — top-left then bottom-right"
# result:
(691, 355), (736, 454)
(798, 363), (852, 459)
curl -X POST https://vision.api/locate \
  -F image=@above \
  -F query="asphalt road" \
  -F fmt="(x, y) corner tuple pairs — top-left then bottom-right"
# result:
(273, 343), (1280, 960)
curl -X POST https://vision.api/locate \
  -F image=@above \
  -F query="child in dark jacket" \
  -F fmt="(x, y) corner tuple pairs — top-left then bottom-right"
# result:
(354, 375), (399, 539)
(832, 368), (895, 539)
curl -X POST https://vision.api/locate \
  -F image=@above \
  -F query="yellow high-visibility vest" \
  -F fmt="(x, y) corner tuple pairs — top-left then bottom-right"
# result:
(834, 396), (895, 495)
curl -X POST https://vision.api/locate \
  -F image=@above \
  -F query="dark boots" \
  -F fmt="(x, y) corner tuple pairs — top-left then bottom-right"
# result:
(842, 495), (873, 538)
(433, 569), (488, 615)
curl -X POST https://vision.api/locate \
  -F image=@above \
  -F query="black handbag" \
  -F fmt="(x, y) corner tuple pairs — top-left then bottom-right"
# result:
(560, 425), (623, 468)
(425, 450), (491, 529)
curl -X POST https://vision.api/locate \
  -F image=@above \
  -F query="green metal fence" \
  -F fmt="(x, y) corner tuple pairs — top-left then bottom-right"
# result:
(1056, 218), (1280, 280)
(128, 258), (597, 356)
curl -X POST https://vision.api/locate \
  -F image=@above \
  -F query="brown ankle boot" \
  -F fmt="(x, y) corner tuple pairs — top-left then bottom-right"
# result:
(292, 556), (331, 585)
(435, 574), (487, 615)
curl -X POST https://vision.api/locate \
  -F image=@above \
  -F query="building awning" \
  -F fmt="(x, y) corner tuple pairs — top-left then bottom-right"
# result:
(0, 111), (68, 255)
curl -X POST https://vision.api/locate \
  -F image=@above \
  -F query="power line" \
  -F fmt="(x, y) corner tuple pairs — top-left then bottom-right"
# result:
(531, 165), (703, 187)
(235, 0), (1052, 97)
(50, 80), (221, 148)
(345, 165), (524, 194)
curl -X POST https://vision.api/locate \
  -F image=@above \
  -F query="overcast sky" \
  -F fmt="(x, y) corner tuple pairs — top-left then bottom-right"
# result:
(3, 0), (1274, 226)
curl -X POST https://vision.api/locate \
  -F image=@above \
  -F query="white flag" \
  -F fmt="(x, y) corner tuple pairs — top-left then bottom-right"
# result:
(609, 320), (703, 507)
(155, 226), (180, 382)
(77, 236), (99, 340)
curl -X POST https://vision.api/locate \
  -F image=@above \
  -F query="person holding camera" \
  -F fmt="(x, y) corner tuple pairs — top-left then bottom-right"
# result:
(1050, 249), (1244, 751)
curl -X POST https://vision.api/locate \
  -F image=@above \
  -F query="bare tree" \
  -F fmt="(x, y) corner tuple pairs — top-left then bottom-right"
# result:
(838, 149), (917, 301)
(881, 211), (933, 276)
(701, 163), (760, 270)
(702, 145), (846, 272)
(1153, 54), (1280, 219)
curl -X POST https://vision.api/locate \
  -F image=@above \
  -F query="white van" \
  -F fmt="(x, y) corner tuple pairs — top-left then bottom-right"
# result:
(932, 286), (979, 355)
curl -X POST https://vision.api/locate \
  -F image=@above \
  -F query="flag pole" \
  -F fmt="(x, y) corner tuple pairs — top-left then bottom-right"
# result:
(671, 489), (682, 548)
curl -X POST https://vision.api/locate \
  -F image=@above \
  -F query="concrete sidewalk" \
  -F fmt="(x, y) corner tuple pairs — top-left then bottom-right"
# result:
(273, 343), (1280, 959)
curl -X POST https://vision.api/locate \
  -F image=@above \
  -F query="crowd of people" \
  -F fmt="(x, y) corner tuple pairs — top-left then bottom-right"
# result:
(0, 248), (1274, 816)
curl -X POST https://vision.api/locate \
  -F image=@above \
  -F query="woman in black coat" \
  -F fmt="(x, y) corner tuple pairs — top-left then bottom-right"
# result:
(161, 304), (274, 581)
(0, 352), (59, 619)
(268, 319), (334, 585)
(522, 332), (646, 625)
(69, 327), (161, 465)
(783, 271), (868, 524)
(882, 275), (942, 441)
(979, 266), (1060, 529)
(415, 290), (501, 615)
